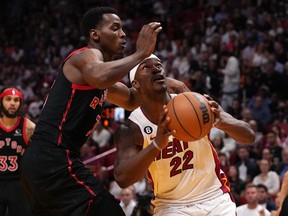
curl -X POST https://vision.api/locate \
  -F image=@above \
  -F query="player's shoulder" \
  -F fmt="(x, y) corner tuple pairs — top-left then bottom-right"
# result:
(24, 117), (36, 129)
(114, 120), (142, 142)
(68, 47), (103, 64)
(116, 119), (140, 134)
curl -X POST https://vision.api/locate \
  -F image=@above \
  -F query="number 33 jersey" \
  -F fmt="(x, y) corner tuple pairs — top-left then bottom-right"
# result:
(0, 116), (28, 180)
(129, 107), (231, 207)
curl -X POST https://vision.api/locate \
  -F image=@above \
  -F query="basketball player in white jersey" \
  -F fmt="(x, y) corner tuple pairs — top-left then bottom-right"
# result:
(114, 54), (255, 216)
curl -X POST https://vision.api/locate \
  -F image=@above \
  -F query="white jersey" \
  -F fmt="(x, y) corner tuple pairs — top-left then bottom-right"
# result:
(129, 106), (232, 207)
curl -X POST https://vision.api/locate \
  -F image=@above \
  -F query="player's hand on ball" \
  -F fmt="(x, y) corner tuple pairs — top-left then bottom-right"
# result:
(154, 105), (175, 150)
(203, 94), (222, 126)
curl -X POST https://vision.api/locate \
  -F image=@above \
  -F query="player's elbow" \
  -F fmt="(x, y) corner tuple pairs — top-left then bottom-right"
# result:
(239, 129), (256, 144)
(114, 173), (131, 189)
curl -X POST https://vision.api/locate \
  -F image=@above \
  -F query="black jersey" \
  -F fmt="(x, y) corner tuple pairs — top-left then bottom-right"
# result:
(32, 47), (107, 154)
(0, 116), (28, 180)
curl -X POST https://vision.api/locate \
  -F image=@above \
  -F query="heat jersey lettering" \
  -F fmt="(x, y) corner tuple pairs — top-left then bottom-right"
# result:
(155, 139), (189, 161)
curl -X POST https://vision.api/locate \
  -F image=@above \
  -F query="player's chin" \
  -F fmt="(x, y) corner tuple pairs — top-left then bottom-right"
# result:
(113, 50), (125, 58)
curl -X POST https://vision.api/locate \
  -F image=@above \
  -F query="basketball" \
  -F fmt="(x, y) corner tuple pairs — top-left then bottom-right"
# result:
(166, 92), (215, 142)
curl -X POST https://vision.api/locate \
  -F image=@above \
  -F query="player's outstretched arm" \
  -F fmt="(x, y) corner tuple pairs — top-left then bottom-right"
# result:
(107, 78), (190, 111)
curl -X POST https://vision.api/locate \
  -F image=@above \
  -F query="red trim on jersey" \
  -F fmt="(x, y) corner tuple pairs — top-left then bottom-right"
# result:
(71, 84), (97, 90)
(66, 150), (96, 196)
(0, 116), (21, 132)
(84, 199), (94, 216)
(22, 118), (29, 145)
(58, 88), (76, 145)
(63, 47), (89, 62)
(209, 140), (232, 194)
(147, 170), (155, 191)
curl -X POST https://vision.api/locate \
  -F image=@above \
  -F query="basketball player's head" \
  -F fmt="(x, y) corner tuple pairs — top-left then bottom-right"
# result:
(129, 54), (166, 93)
(0, 88), (23, 118)
(81, 7), (119, 39)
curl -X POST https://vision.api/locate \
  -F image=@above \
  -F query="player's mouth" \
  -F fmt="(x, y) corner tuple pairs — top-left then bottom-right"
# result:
(153, 74), (165, 83)
(120, 41), (126, 49)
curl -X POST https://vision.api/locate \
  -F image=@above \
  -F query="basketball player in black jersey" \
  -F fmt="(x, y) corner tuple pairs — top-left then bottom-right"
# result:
(0, 87), (35, 216)
(20, 6), (189, 216)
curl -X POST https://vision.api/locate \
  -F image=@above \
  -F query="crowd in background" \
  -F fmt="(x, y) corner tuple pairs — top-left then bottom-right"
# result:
(1, 0), (288, 215)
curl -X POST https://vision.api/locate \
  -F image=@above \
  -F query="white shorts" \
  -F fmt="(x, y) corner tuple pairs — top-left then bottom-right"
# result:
(154, 193), (236, 216)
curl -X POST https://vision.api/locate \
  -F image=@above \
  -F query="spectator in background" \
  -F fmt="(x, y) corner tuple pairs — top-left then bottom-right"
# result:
(241, 107), (254, 123)
(276, 147), (288, 182)
(227, 165), (246, 206)
(204, 17), (217, 44)
(257, 184), (277, 212)
(218, 50), (240, 111)
(252, 159), (280, 197)
(27, 94), (43, 123)
(235, 146), (259, 183)
(211, 135), (225, 155)
(247, 95), (272, 127)
(91, 121), (112, 154)
(219, 152), (230, 174)
(236, 183), (271, 216)
(120, 186), (137, 216)
(16, 79), (35, 103)
(227, 98), (242, 120)
(271, 124), (287, 146)
(261, 148), (277, 171)
(265, 131), (283, 166)
(248, 119), (265, 159)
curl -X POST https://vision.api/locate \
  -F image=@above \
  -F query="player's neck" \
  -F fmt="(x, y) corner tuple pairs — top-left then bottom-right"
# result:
(141, 93), (170, 124)
(0, 116), (18, 128)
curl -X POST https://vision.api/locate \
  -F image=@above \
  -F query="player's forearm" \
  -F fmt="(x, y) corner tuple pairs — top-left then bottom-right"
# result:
(107, 84), (141, 111)
(216, 112), (255, 144)
(114, 145), (159, 188)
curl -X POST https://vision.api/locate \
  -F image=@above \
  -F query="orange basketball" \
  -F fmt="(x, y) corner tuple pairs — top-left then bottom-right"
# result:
(166, 92), (215, 142)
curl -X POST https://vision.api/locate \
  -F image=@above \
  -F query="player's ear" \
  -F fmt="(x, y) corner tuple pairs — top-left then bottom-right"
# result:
(131, 80), (140, 89)
(89, 29), (100, 42)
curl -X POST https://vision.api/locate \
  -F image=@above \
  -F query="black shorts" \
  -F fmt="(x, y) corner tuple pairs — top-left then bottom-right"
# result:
(0, 179), (29, 216)
(21, 142), (125, 216)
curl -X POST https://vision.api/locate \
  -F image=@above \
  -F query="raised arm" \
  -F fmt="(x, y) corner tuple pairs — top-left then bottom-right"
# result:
(64, 22), (162, 89)
(107, 83), (140, 111)
(107, 78), (190, 111)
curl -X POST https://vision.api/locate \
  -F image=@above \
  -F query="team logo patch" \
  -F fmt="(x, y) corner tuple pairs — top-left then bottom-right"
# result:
(144, 126), (153, 135)
(14, 129), (22, 136)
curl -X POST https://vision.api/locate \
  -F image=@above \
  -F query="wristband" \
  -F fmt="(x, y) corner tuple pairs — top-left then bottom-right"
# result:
(152, 140), (161, 151)
(213, 117), (220, 127)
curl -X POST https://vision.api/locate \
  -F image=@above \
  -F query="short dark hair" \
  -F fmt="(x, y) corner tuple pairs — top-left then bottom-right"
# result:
(257, 183), (268, 192)
(81, 7), (118, 38)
